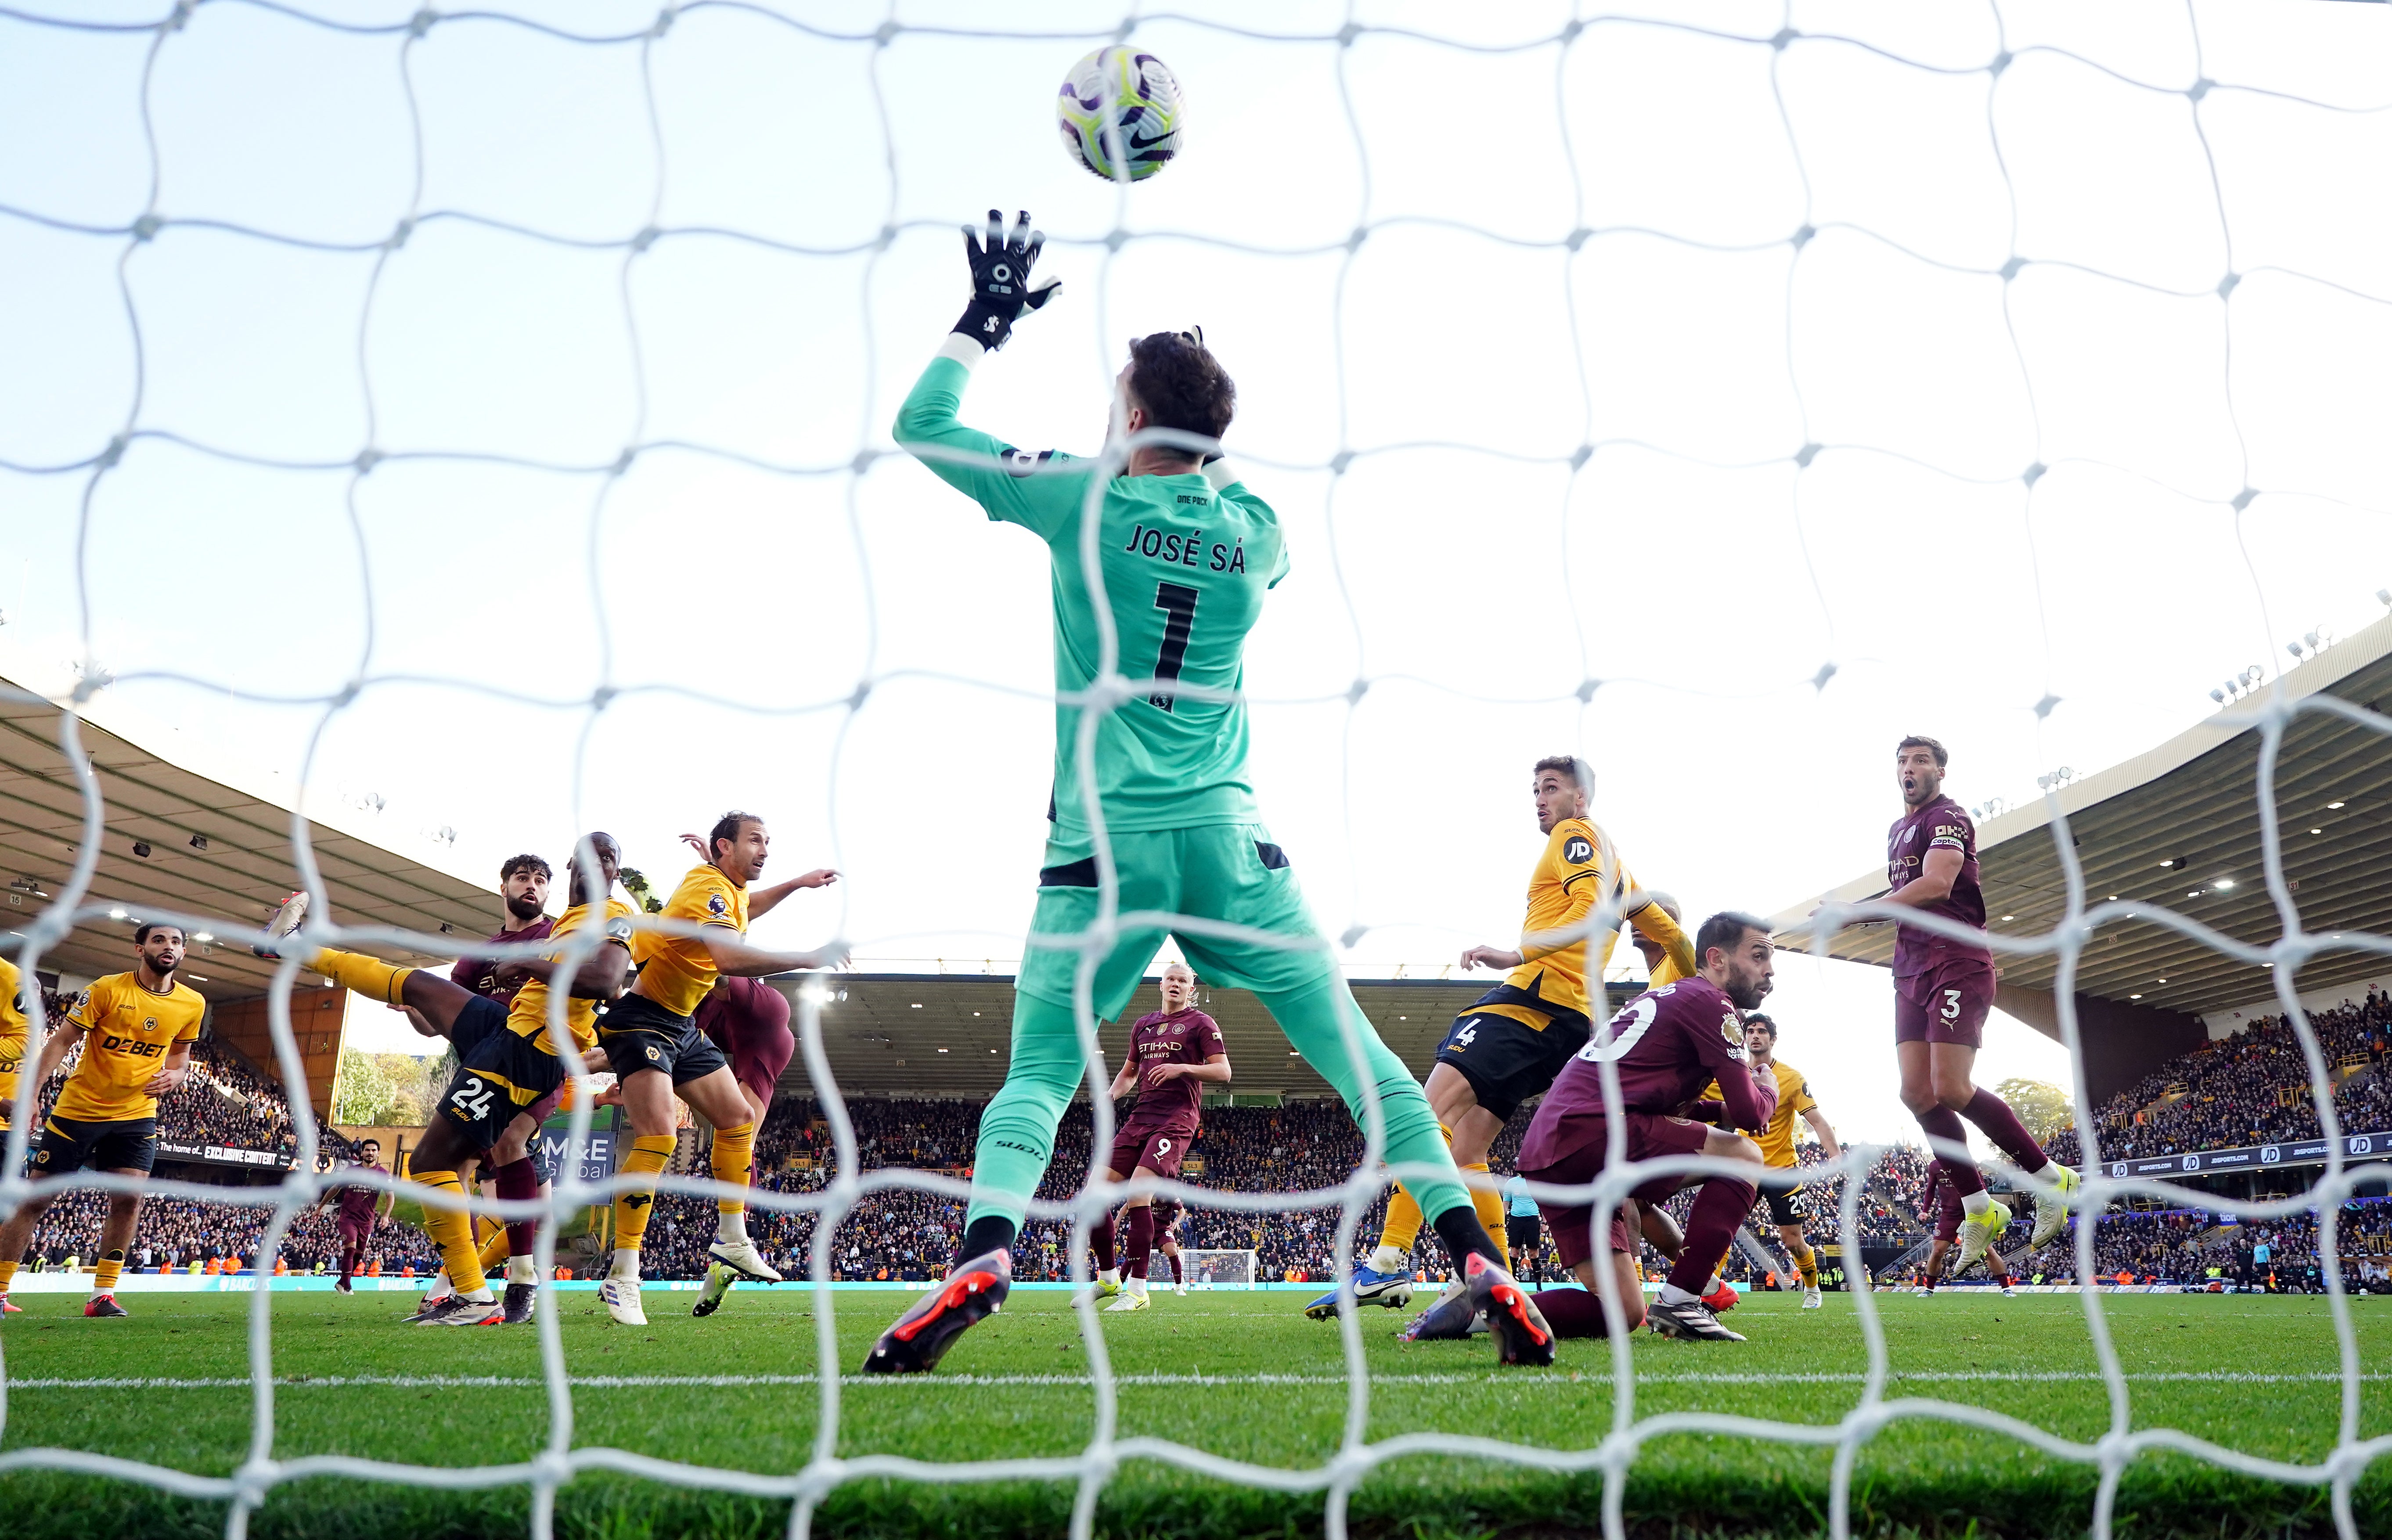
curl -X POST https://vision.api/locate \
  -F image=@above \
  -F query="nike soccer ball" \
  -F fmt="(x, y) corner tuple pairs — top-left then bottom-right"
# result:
(1056, 46), (1184, 182)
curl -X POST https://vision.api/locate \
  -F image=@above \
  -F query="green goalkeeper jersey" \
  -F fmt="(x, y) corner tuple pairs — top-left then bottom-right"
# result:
(895, 340), (1289, 834)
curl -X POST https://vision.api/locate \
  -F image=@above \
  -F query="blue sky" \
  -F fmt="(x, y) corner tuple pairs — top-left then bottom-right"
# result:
(8, 0), (2392, 1139)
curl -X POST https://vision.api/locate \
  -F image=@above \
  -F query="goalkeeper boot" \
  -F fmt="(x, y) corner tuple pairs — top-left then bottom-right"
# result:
(83, 1293), (129, 1318)
(863, 1248), (1010, 1375)
(1464, 1254), (1555, 1367)
(2029, 1165), (2079, 1250)
(1302, 1263), (1415, 1321)
(1954, 1199), (2012, 1277)
(254, 890), (309, 957)
(692, 1262), (736, 1318)
(707, 1236), (782, 1284)
(1647, 1294), (1744, 1342)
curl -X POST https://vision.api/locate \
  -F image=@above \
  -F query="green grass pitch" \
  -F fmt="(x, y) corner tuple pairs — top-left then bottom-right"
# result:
(0, 1285), (2385, 1538)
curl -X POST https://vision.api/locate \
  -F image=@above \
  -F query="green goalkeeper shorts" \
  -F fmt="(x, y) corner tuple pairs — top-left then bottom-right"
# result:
(1017, 822), (1337, 1020)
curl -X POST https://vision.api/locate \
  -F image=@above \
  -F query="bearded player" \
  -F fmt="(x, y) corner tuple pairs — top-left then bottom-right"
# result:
(1702, 1012), (1840, 1309)
(868, 210), (1549, 1373)
(1471, 912), (1781, 1345)
(269, 835), (634, 1324)
(1308, 756), (1695, 1321)
(1828, 736), (2075, 1272)
(1082, 961), (1226, 1313)
(0, 924), (203, 1318)
(321, 1138), (394, 1294)
(408, 852), (559, 1320)
(1916, 1156), (2017, 1295)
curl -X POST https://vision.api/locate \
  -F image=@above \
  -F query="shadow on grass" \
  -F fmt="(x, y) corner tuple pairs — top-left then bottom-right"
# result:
(2, 1458), (2385, 1540)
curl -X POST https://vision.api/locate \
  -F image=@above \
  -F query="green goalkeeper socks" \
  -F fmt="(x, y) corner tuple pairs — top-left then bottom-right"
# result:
(962, 979), (1473, 1233)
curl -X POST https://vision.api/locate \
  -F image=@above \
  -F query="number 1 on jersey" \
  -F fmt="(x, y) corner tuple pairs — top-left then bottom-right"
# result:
(1149, 581), (1199, 711)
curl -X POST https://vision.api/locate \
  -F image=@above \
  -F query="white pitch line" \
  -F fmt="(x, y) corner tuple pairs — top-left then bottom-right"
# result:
(5, 1369), (2387, 1391)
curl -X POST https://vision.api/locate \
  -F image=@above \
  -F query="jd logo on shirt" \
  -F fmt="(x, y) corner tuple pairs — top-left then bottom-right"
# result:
(1563, 837), (1593, 864)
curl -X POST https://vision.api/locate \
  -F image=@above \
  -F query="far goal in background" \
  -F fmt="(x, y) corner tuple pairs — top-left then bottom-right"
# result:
(1180, 1250), (1260, 1290)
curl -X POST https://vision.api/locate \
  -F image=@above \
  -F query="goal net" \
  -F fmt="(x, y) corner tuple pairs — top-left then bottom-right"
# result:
(3, 4), (2390, 1540)
(1180, 1249), (1260, 1290)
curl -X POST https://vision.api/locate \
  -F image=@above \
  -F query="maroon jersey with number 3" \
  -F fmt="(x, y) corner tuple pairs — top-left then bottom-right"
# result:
(1885, 795), (1992, 978)
(1122, 1007), (1224, 1130)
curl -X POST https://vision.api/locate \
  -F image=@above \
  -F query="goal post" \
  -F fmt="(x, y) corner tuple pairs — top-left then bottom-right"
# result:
(1180, 1249), (1260, 1290)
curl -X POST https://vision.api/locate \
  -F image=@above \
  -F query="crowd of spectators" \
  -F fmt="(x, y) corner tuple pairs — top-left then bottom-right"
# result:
(14, 1185), (439, 1277)
(638, 1096), (1965, 1285)
(21, 989), (317, 1161)
(1993, 1198), (2392, 1292)
(20, 982), (2392, 1288)
(2047, 994), (2392, 1167)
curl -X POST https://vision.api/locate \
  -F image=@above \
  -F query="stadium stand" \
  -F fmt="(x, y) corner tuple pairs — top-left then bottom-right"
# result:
(2043, 996), (2392, 1166)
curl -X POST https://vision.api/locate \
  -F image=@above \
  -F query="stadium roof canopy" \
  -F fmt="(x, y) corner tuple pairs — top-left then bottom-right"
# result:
(0, 664), (501, 1002)
(1766, 608), (2392, 1038)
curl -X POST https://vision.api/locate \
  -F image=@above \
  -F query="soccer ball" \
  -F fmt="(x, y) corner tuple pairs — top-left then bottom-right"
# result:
(1056, 46), (1184, 183)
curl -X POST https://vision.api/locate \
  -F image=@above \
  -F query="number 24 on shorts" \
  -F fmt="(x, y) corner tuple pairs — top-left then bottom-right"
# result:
(450, 1076), (496, 1121)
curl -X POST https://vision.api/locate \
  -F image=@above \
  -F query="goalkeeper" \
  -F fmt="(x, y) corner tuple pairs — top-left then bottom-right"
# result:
(864, 210), (1552, 1373)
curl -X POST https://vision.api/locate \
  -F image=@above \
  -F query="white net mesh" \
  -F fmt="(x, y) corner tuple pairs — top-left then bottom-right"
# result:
(2, 2), (2391, 1538)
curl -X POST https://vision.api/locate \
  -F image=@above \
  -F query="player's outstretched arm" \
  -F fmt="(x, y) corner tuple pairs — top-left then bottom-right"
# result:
(747, 868), (837, 921)
(699, 929), (848, 978)
(1802, 1108), (1842, 1162)
(892, 209), (1084, 533)
(495, 940), (631, 1000)
(1625, 896), (1698, 982)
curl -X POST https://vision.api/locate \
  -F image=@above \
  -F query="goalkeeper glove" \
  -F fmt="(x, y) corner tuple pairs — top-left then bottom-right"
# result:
(955, 208), (1061, 351)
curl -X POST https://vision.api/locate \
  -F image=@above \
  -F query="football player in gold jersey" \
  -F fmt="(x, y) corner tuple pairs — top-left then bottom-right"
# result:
(0, 924), (204, 1317)
(1702, 1013), (1841, 1308)
(1309, 755), (1697, 1321)
(270, 835), (634, 1325)
(0, 952), (28, 1134)
(595, 810), (844, 1327)
(0, 951), (29, 1314)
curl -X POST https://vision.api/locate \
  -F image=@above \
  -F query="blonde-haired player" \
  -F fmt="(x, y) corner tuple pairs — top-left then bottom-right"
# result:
(1308, 755), (1696, 1321)
(1703, 1012), (1840, 1309)
(0, 924), (204, 1317)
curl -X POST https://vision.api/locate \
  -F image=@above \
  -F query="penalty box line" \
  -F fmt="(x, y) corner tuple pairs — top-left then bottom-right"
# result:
(9, 1370), (2388, 1391)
